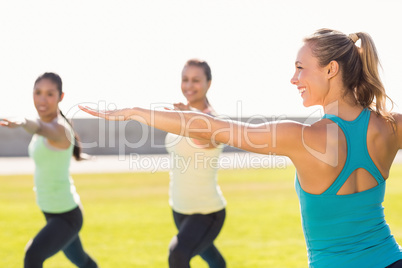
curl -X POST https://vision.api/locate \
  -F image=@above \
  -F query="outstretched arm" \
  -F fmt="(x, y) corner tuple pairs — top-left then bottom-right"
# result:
(79, 105), (305, 156)
(0, 118), (40, 134)
(1, 117), (71, 147)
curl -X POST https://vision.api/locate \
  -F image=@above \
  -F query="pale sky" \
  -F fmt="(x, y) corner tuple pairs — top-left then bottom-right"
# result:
(1, 0), (401, 120)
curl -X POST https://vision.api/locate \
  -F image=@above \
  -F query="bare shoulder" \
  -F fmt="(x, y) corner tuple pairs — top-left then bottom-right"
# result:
(300, 118), (339, 150)
(391, 112), (402, 148)
(37, 116), (72, 145)
(289, 118), (344, 173)
(272, 119), (327, 157)
(301, 118), (336, 139)
(392, 112), (402, 127)
(50, 117), (71, 137)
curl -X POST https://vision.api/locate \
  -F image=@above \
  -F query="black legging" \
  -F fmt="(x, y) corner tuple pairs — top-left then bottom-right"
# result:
(169, 209), (226, 268)
(24, 206), (97, 268)
(387, 260), (402, 268)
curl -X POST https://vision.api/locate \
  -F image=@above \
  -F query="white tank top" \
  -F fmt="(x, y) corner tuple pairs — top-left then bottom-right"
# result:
(165, 132), (226, 214)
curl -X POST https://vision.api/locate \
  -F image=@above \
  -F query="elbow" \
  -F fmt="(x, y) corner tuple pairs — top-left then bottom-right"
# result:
(197, 131), (213, 141)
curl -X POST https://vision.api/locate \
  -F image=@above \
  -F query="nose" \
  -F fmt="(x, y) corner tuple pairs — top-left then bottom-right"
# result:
(290, 72), (298, 85)
(39, 95), (47, 103)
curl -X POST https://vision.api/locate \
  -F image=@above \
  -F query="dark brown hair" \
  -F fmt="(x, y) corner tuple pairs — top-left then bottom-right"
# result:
(184, 59), (212, 81)
(183, 59), (212, 105)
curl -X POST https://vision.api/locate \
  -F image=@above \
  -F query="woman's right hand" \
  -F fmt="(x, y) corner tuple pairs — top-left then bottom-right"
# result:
(0, 118), (25, 128)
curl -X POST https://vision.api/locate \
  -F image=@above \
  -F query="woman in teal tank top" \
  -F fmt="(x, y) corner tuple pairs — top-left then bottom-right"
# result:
(1, 73), (98, 268)
(79, 29), (402, 267)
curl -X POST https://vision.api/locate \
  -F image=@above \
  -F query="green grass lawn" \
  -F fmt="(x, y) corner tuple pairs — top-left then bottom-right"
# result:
(1, 165), (402, 267)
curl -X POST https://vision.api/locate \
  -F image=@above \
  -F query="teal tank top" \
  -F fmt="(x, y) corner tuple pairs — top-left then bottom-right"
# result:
(295, 108), (402, 268)
(28, 120), (80, 213)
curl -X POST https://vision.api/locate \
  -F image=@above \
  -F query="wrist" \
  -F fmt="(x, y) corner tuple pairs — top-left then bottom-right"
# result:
(130, 107), (148, 124)
(21, 118), (27, 127)
(23, 118), (40, 134)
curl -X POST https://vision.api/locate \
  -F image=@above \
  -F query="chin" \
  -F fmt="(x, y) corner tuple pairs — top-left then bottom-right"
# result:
(37, 109), (49, 114)
(302, 97), (316, 107)
(302, 101), (310, 107)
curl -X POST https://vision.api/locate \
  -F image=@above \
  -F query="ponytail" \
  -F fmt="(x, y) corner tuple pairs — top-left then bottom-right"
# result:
(60, 110), (84, 161)
(355, 32), (394, 123)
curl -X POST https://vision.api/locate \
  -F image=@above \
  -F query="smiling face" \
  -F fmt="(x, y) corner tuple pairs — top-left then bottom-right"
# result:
(181, 65), (211, 108)
(290, 43), (330, 107)
(33, 78), (64, 122)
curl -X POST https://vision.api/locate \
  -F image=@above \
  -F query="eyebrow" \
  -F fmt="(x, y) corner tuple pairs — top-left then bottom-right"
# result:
(295, 61), (302, 65)
(34, 87), (58, 92)
(182, 76), (202, 79)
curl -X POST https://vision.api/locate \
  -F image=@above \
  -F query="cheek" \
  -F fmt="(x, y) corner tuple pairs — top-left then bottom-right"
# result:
(49, 96), (60, 105)
(297, 71), (306, 83)
(33, 94), (42, 104)
(312, 76), (327, 91)
(181, 81), (189, 90)
(200, 82), (209, 92)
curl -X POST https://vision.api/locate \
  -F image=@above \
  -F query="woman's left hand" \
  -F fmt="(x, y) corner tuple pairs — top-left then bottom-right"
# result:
(173, 102), (190, 111)
(78, 105), (134, 121)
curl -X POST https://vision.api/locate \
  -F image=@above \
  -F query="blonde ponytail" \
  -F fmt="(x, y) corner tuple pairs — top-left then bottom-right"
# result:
(355, 32), (394, 123)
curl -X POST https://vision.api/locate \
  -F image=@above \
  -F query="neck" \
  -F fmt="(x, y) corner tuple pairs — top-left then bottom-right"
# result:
(189, 99), (209, 112)
(39, 111), (59, 123)
(321, 83), (363, 119)
(323, 99), (363, 121)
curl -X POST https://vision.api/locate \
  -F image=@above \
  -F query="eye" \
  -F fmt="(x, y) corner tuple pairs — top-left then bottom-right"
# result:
(296, 66), (303, 70)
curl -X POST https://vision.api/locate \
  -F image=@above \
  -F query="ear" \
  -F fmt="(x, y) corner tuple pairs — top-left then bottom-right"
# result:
(326, 61), (339, 79)
(59, 92), (65, 102)
(206, 80), (212, 90)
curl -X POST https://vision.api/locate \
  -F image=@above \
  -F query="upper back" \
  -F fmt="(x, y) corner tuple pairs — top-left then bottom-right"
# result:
(294, 109), (399, 195)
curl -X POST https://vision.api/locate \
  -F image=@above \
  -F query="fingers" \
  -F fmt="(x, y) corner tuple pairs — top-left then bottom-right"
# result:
(78, 105), (125, 121)
(78, 105), (95, 113)
(0, 119), (18, 128)
(78, 105), (103, 118)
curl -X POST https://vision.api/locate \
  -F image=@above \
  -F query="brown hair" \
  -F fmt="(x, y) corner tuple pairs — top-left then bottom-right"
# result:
(184, 59), (212, 81)
(304, 28), (394, 124)
(35, 72), (84, 161)
(183, 59), (213, 106)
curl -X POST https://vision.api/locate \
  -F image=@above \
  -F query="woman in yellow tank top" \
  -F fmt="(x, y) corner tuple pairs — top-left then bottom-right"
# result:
(165, 59), (226, 268)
